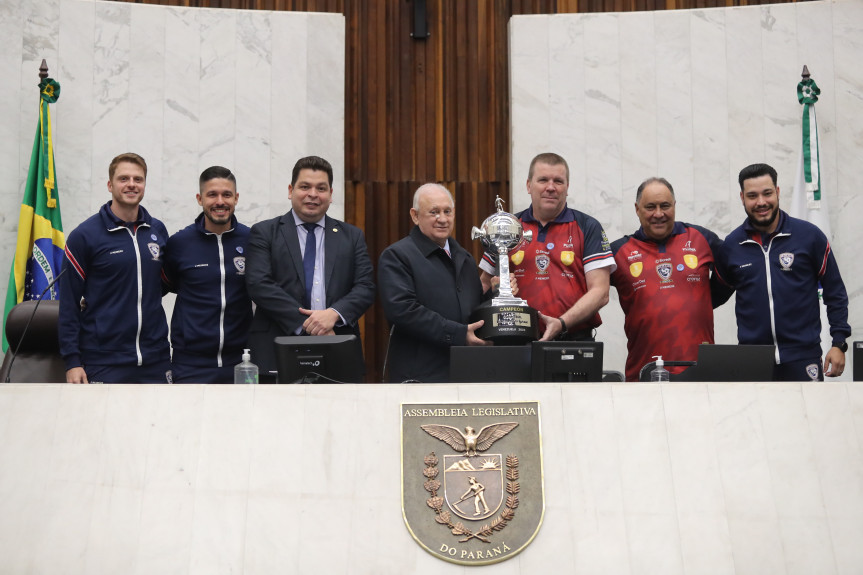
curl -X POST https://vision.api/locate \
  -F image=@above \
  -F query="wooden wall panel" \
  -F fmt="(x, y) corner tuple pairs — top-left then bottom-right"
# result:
(115, 0), (799, 382)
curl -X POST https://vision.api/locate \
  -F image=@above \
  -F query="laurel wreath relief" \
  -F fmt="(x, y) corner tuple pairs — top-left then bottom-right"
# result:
(423, 451), (519, 543)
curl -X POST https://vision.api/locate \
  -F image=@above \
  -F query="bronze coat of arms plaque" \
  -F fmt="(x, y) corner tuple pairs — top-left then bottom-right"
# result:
(401, 401), (544, 565)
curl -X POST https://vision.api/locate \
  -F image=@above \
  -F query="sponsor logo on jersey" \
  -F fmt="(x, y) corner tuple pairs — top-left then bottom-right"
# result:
(510, 251), (524, 266)
(779, 252), (794, 270)
(535, 254), (550, 274)
(627, 250), (642, 262)
(684, 254), (698, 269)
(629, 262), (643, 277)
(560, 251), (574, 266)
(600, 230), (610, 252)
(656, 263), (673, 282)
(682, 240), (697, 252)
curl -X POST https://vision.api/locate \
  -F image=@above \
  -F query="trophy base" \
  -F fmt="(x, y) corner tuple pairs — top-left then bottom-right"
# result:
(470, 300), (539, 345)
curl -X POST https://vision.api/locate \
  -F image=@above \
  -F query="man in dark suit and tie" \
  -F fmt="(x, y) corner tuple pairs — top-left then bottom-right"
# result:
(245, 156), (375, 380)
(377, 183), (491, 383)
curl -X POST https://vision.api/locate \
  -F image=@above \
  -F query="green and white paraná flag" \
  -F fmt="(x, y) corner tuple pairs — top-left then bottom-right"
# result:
(790, 73), (831, 238)
(789, 70), (831, 355)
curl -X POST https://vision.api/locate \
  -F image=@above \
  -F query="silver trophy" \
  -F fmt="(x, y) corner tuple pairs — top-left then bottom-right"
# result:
(469, 196), (539, 344)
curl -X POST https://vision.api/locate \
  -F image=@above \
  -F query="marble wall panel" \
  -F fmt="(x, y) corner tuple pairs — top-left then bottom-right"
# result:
(509, 16), (552, 214)
(2, 382), (859, 572)
(548, 15), (587, 217)
(655, 11), (694, 203)
(582, 14), (624, 234)
(618, 11), (657, 234)
(690, 9), (730, 205)
(511, 0), (862, 379)
(199, 8), (238, 174)
(56, 0), (95, 226)
(235, 10), (272, 218)
(129, 4), (168, 214)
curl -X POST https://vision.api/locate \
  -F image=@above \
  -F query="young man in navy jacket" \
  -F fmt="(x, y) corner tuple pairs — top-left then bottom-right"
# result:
(716, 163), (850, 381)
(163, 166), (253, 383)
(59, 153), (171, 383)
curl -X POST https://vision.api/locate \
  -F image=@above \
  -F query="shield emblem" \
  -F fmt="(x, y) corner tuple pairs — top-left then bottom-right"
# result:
(147, 242), (160, 260)
(234, 256), (246, 275)
(629, 262), (643, 277)
(402, 402), (544, 565)
(683, 254), (698, 269)
(535, 254), (550, 274)
(806, 363), (820, 380)
(779, 252), (794, 270)
(560, 251), (575, 266)
(510, 251), (524, 266)
(656, 263), (672, 281)
(443, 454), (503, 521)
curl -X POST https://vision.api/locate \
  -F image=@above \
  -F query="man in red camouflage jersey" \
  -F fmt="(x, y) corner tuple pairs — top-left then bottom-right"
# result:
(479, 153), (615, 341)
(610, 177), (728, 381)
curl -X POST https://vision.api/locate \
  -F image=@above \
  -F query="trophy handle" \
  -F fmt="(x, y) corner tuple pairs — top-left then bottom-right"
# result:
(522, 229), (533, 243)
(470, 226), (486, 241)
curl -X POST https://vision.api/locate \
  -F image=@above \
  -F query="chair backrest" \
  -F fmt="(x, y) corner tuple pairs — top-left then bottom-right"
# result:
(0, 300), (66, 383)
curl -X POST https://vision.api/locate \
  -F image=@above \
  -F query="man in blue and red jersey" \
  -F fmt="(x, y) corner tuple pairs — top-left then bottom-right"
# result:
(59, 153), (171, 384)
(610, 177), (727, 381)
(715, 163), (850, 381)
(479, 152), (615, 341)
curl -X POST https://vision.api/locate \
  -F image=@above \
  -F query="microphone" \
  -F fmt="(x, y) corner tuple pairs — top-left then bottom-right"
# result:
(4, 267), (67, 383)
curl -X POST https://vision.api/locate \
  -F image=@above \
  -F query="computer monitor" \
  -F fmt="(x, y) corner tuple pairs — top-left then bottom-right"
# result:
(531, 341), (603, 382)
(274, 335), (365, 383)
(450, 345), (532, 383)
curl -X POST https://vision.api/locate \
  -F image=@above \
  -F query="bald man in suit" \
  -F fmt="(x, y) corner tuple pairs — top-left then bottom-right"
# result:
(245, 156), (375, 379)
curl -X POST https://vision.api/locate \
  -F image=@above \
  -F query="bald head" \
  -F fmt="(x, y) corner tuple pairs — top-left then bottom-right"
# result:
(410, 183), (455, 247)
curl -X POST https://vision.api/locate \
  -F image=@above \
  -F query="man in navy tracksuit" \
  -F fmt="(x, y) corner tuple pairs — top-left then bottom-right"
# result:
(59, 153), (171, 383)
(163, 166), (253, 383)
(716, 163), (850, 381)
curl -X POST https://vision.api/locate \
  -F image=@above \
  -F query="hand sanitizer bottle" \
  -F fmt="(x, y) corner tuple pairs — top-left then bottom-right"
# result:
(234, 348), (259, 384)
(650, 355), (670, 382)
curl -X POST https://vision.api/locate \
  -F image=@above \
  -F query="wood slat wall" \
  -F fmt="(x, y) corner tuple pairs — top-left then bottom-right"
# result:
(116, 0), (798, 382)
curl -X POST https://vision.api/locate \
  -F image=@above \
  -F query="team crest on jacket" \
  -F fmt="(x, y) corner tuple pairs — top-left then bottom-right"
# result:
(401, 402), (544, 566)
(779, 252), (794, 270)
(560, 251), (575, 266)
(683, 254), (698, 269)
(510, 251), (524, 266)
(656, 262), (673, 282)
(629, 262), (643, 277)
(234, 256), (246, 275)
(535, 254), (550, 274)
(147, 243), (160, 260)
(806, 363), (819, 380)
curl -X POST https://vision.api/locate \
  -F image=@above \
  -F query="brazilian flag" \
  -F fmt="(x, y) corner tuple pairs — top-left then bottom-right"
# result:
(2, 77), (65, 351)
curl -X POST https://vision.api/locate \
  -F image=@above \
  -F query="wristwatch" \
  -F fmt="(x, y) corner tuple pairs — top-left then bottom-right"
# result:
(832, 341), (848, 353)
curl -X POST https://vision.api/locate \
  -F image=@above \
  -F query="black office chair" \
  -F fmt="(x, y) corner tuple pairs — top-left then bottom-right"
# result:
(0, 300), (66, 383)
(637, 360), (696, 382)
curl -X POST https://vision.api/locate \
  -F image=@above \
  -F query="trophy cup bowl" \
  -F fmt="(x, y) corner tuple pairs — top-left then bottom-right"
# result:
(469, 197), (539, 345)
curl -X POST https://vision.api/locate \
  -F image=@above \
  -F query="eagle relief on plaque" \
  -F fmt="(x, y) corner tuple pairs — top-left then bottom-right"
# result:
(401, 402), (544, 565)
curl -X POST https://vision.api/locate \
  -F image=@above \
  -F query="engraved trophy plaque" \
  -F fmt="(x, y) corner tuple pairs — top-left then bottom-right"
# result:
(469, 197), (539, 344)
